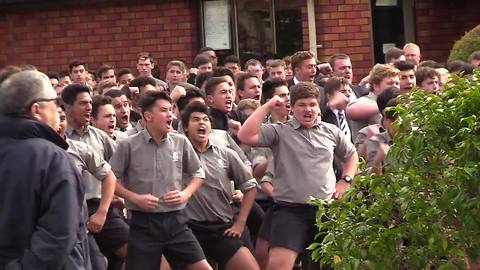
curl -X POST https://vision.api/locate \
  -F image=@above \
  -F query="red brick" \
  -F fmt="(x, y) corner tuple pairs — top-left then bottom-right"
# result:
(347, 40), (362, 47)
(323, 33), (340, 41)
(338, 5), (353, 12)
(343, 25), (360, 33)
(340, 33), (355, 40)
(331, 26), (346, 33)
(353, 4), (369, 11)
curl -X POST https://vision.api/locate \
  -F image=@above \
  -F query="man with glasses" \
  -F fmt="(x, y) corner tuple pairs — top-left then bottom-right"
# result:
(0, 70), (86, 269)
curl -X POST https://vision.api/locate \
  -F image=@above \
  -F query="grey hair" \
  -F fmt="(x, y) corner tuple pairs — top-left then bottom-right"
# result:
(0, 70), (51, 116)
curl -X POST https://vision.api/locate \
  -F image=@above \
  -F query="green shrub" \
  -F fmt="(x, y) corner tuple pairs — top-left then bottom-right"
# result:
(448, 24), (480, 62)
(310, 70), (480, 269)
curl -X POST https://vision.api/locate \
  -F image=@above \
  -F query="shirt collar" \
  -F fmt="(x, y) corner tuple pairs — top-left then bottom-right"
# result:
(140, 128), (170, 144)
(368, 91), (378, 101)
(293, 77), (301, 85)
(194, 141), (214, 153)
(289, 116), (321, 130)
(66, 124), (90, 137)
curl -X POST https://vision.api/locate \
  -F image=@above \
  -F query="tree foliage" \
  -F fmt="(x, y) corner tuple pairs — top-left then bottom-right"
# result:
(448, 24), (480, 62)
(310, 70), (480, 269)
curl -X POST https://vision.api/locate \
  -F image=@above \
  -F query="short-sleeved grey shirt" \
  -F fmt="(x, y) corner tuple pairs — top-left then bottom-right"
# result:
(66, 125), (116, 200)
(126, 120), (144, 136)
(349, 92), (382, 139)
(109, 129), (205, 213)
(366, 131), (393, 168)
(113, 130), (128, 141)
(255, 117), (356, 203)
(185, 144), (256, 223)
(66, 138), (111, 184)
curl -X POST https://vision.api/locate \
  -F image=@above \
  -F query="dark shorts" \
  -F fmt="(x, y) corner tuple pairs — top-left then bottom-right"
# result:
(87, 199), (129, 255)
(188, 220), (250, 267)
(125, 210), (206, 270)
(269, 202), (318, 254)
(257, 206), (273, 240)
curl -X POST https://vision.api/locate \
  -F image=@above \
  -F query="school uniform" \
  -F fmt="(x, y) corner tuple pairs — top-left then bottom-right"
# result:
(109, 130), (206, 270)
(185, 143), (257, 267)
(254, 117), (356, 253)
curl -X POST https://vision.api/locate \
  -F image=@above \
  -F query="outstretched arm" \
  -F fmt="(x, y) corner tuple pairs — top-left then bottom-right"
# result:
(238, 96), (283, 146)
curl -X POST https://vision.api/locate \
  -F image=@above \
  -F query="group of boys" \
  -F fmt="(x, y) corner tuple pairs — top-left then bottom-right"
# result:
(1, 44), (479, 270)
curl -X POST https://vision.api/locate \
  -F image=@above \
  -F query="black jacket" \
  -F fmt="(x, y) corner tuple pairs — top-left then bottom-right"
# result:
(0, 115), (86, 270)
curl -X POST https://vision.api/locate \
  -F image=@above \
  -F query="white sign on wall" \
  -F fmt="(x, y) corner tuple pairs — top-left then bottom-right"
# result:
(204, 0), (231, 50)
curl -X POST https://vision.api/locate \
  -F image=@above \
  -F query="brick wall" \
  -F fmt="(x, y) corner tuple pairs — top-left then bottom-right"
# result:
(0, 0), (199, 78)
(314, 0), (374, 83)
(415, 0), (480, 63)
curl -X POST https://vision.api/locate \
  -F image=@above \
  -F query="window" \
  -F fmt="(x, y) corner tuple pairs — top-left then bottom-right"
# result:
(201, 0), (303, 63)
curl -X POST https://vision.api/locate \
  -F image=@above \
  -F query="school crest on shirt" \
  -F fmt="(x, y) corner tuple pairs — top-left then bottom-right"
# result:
(173, 152), (179, 162)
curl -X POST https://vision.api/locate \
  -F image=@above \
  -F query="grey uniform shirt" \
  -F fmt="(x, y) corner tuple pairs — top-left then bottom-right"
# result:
(126, 120), (144, 136)
(66, 125), (116, 200)
(349, 92), (382, 139)
(185, 144), (256, 223)
(202, 129), (252, 168)
(113, 130), (128, 141)
(255, 117), (356, 203)
(366, 131), (393, 168)
(109, 129), (205, 213)
(66, 138), (111, 183)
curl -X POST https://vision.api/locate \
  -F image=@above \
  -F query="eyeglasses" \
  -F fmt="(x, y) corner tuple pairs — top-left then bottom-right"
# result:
(29, 97), (62, 108)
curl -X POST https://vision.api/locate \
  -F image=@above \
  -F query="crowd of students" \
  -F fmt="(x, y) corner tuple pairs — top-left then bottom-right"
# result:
(0, 44), (479, 270)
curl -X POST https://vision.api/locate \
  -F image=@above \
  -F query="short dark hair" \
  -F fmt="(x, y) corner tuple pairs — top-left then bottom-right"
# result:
(291, 51), (315, 71)
(195, 71), (213, 88)
(324, 76), (350, 96)
(376, 86), (400, 114)
(92, 95), (113, 119)
(244, 58), (262, 70)
(415, 67), (440, 85)
(104, 89), (126, 99)
(58, 71), (70, 78)
(177, 89), (204, 112)
(96, 64), (115, 79)
(181, 102), (211, 132)
(384, 98), (399, 120)
(61, 83), (91, 105)
(418, 60), (443, 69)
(269, 59), (286, 69)
(95, 80), (118, 95)
(447, 60), (466, 73)
(46, 71), (60, 80)
(384, 47), (404, 63)
(262, 78), (287, 101)
(138, 91), (171, 114)
(119, 85), (133, 100)
(117, 68), (133, 78)
(137, 52), (154, 63)
(290, 82), (319, 106)
(193, 54), (212, 68)
(236, 72), (258, 91)
(224, 55), (240, 65)
(69, 59), (86, 73)
(212, 67), (234, 80)
(328, 53), (349, 70)
(129, 76), (157, 89)
(394, 60), (415, 72)
(205, 77), (229, 96)
(198, 47), (214, 54)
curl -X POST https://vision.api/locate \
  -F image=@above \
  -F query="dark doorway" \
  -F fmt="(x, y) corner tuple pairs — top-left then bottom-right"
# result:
(371, 0), (405, 63)
(275, 0), (303, 57)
